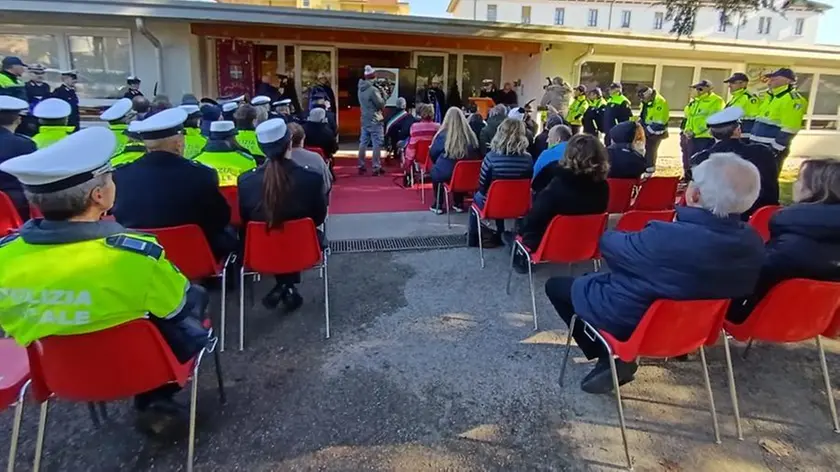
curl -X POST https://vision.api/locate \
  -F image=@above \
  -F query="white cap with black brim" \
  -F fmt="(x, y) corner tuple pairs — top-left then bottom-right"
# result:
(256, 118), (291, 158)
(128, 107), (188, 140)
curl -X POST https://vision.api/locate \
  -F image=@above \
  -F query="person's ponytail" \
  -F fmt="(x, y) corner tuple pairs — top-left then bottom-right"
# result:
(260, 140), (291, 229)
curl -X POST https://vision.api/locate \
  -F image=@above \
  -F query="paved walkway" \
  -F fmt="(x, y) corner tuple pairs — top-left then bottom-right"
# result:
(2, 211), (839, 471)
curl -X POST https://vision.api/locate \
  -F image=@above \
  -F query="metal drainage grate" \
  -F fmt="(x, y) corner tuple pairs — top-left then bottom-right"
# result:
(330, 234), (466, 254)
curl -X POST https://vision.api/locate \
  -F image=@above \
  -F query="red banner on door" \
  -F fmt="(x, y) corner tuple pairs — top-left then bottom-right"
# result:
(216, 39), (255, 99)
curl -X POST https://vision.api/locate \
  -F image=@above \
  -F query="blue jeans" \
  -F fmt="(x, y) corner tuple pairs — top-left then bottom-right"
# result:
(358, 122), (384, 170)
(468, 191), (506, 240)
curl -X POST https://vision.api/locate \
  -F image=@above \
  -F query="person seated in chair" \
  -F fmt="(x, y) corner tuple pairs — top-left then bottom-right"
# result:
(727, 158), (840, 323)
(301, 107), (339, 180)
(429, 107), (480, 214)
(403, 103), (439, 171)
(532, 124), (573, 194)
(385, 97), (416, 158)
(606, 121), (648, 180)
(468, 118), (533, 248)
(546, 153), (765, 394)
(0, 127), (212, 436)
(238, 119), (328, 313)
(516, 134), (610, 273)
(288, 122), (332, 199)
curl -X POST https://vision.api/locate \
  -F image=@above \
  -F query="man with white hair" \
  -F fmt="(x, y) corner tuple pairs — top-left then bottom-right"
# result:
(546, 152), (765, 394)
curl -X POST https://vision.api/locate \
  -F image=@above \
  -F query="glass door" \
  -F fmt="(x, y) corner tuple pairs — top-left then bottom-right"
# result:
(412, 52), (448, 100)
(295, 46), (337, 115)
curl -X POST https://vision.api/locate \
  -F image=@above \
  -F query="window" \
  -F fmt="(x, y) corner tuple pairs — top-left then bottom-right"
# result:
(718, 15), (728, 33)
(588, 9), (599, 27)
(579, 61), (615, 93)
(758, 16), (771, 35)
(621, 10), (631, 28)
(621, 64), (655, 107)
(813, 74), (840, 117)
(654, 12), (664, 30)
(660, 65), (694, 111)
(487, 4), (497, 22)
(554, 7), (565, 26)
(699, 68), (731, 97)
(302, 0), (310, 6)
(521, 6), (531, 25)
(461, 55), (502, 103)
(795, 18), (805, 36)
(68, 35), (131, 99)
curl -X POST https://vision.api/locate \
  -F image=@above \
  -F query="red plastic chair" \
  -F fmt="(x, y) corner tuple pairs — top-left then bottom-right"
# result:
(506, 214), (608, 330)
(0, 191), (22, 235)
(748, 205), (782, 243)
(559, 299), (731, 469)
(138, 225), (235, 351)
(305, 146), (327, 161)
(1, 339), (31, 472)
(241, 219), (329, 350)
(724, 279), (840, 435)
(614, 210), (675, 232)
(412, 140), (433, 203)
(470, 179), (532, 269)
(630, 176), (679, 211)
(606, 178), (638, 214)
(219, 186), (241, 227)
(26, 320), (225, 472)
(440, 160), (482, 228)
(29, 204), (43, 220)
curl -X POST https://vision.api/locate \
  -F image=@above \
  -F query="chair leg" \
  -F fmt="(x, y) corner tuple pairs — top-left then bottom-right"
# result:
(87, 402), (100, 428)
(475, 210), (485, 269)
(816, 336), (840, 433)
(98, 402), (108, 421)
(722, 333), (743, 440)
(505, 242), (516, 295)
(445, 187), (452, 229)
(420, 170), (425, 203)
(699, 346), (722, 444)
(323, 252), (331, 340)
(220, 265), (227, 353)
(559, 314), (577, 387)
(527, 255), (538, 331)
(213, 344), (227, 405)
(742, 339), (754, 360)
(186, 369), (199, 472)
(32, 400), (49, 472)
(608, 353), (633, 470)
(7, 391), (26, 472)
(239, 267), (245, 352)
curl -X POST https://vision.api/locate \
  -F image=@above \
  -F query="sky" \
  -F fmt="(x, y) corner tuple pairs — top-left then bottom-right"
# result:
(406, 0), (840, 45)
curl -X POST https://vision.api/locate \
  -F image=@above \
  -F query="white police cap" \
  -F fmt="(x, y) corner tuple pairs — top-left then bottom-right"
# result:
(256, 118), (290, 157)
(33, 98), (71, 119)
(99, 98), (133, 121)
(507, 108), (526, 121)
(222, 102), (238, 113)
(179, 104), (201, 116)
(232, 95), (245, 102)
(0, 96), (29, 112)
(210, 121), (236, 133)
(0, 127), (115, 193)
(128, 107), (187, 139)
(251, 95), (271, 106)
(272, 98), (292, 107)
(707, 107), (744, 127)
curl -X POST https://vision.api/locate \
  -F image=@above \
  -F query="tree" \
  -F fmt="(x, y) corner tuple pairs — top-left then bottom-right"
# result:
(662, 0), (826, 36)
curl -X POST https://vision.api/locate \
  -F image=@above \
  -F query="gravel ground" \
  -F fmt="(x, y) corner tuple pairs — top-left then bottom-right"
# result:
(1, 245), (839, 471)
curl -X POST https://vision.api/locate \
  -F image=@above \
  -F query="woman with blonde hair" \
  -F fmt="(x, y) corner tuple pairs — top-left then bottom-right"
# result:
(429, 107), (480, 213)
(468, 118), (533, 247)
(403, 102), (439, 170)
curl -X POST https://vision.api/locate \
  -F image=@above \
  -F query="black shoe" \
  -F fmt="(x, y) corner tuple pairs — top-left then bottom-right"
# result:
(134, 399), (188, 439)
(467, 233), (480, 247)
(513, 255), (529, 275)
(281, 286), (303, 313)
(581, 359), (638, 394)
(358, 167), (367, 175)
(580, 357), (610, 384)
(372, 168), (384, 176)
(261, 285), (285, 310)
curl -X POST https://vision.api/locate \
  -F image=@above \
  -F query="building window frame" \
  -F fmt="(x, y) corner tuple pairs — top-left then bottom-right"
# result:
(521, 5), (531, 25)
(0, 24), (133, 106)
(486, 4), (497, 22)
(718, 15), (728, 33)
(621, 10), (631, 28)
(758, 16), (772, 35)
(653, 12), (664, 31)
(794, 18), (805, 36)
(554, 7), (565, 26)
(587, 9), (599, 27)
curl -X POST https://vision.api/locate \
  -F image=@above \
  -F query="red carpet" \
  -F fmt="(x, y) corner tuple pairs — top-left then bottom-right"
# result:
(329, 157), (432, 215)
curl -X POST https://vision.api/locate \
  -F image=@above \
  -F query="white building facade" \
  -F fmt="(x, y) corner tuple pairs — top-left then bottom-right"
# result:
(446, 0), (827, 45)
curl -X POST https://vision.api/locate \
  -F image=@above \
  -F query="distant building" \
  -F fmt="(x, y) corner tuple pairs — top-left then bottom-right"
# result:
(219, 0), (409, 14)
(447, 0), (830, 45)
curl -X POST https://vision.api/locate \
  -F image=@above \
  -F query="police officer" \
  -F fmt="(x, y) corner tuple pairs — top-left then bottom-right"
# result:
(682, 79), (724, 178)
(723, 72), (759, 141)
(232, 104), (264, 159)
(124, 76), (143, 99)
(52, 70), (80, 130)
(690, 107), (779, 218)
(0, 96), (36, 219)
(250, 95), (271, 119)
(221, 101), (238, 122)
(750, 67), (807, 171)
(637, 86), (670, 171)
(109, 131), (147, 168)
(0, 56), (27, 101)
(603, 82), (632, 145)
(19, 63), (51, 136)
(113, 107), (235, 259)
(179, 104), (207, 159)
(582, 87), (606, 137)
(31, 98), (74, 149)
(272, 98), (297, 124)
(566, 85), (589, 135)
(192, 121), (257, 187)
(99, 98), (135, 156)
(0, 126), (213, 433)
